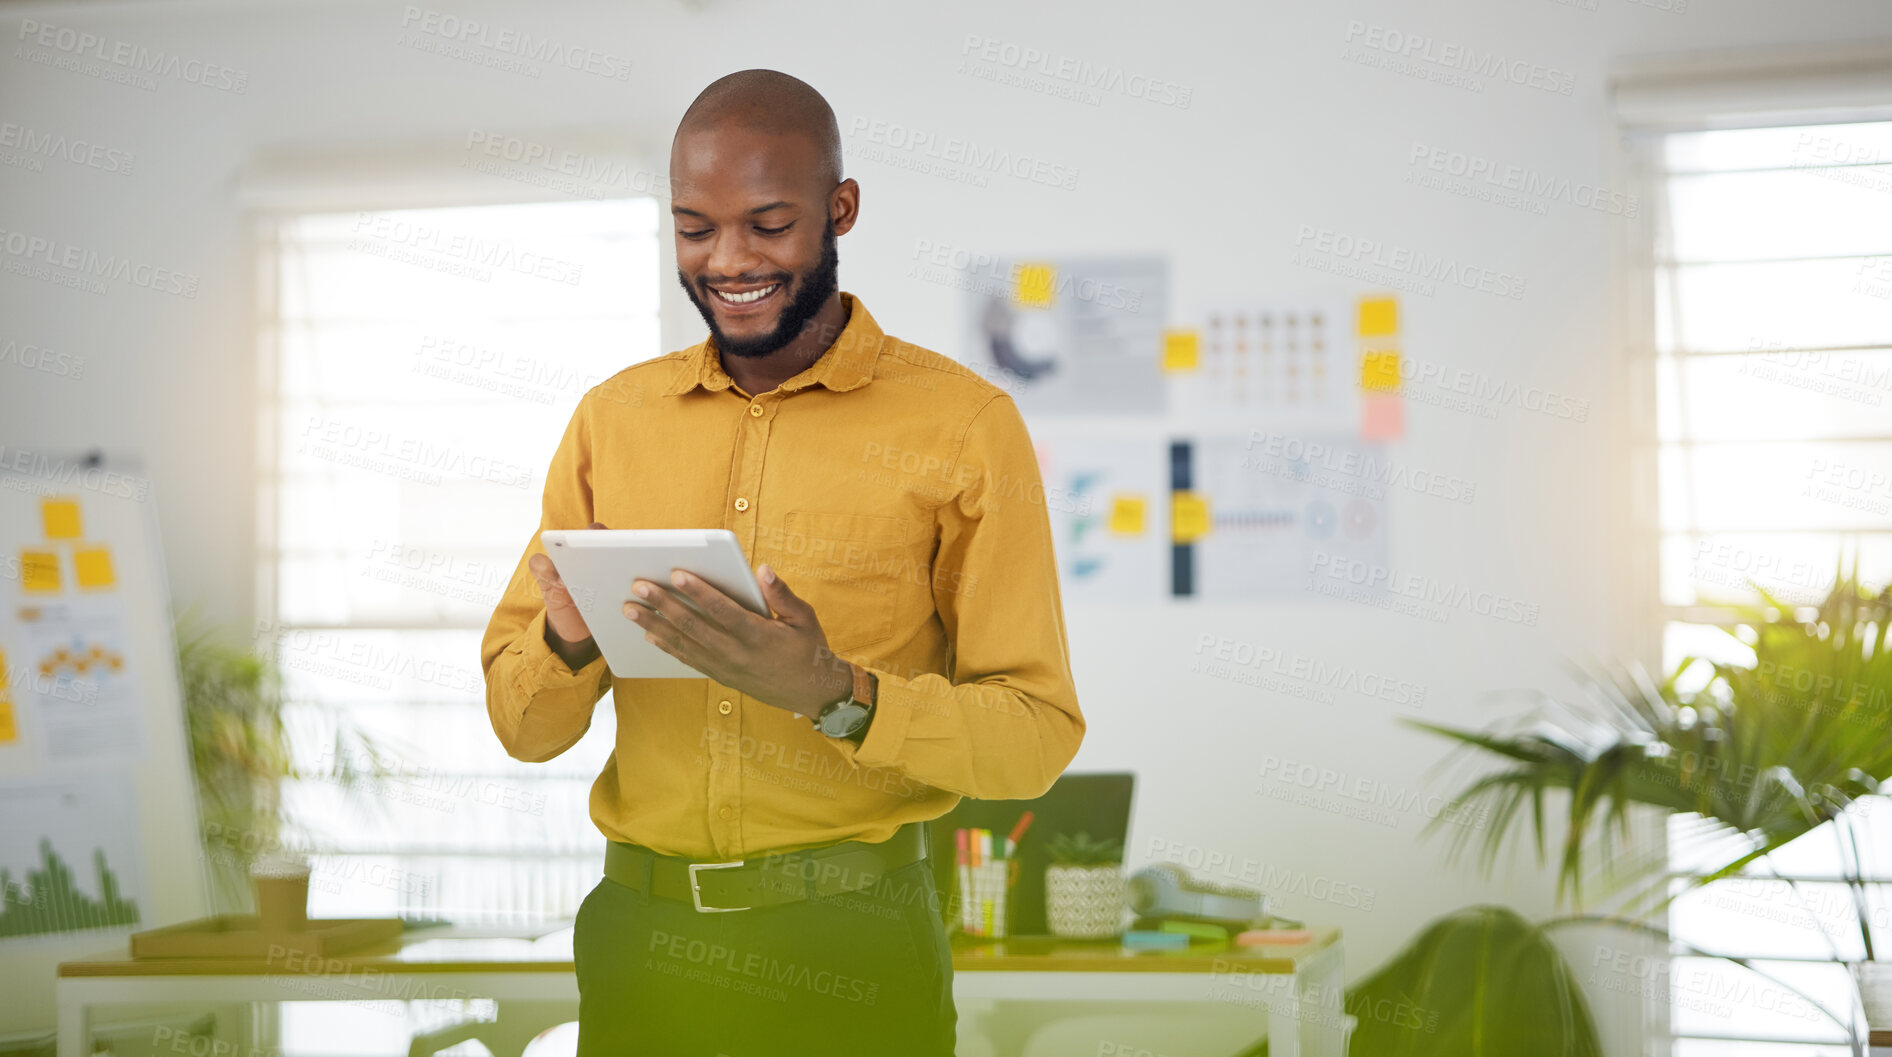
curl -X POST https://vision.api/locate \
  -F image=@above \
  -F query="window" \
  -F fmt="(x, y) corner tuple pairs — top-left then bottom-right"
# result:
(256, 197), (658, 925)
(1648, 119), (1892, 1053)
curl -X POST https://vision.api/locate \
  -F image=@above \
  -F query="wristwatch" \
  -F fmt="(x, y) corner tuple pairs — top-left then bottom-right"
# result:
(810, 661), (876, 740)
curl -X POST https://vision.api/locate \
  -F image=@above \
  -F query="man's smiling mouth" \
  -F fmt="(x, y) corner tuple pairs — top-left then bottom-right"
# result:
(711, 283), (781, 305)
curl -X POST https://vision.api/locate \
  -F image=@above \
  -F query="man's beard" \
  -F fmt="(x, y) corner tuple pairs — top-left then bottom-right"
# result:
(678, 218), (839, 360)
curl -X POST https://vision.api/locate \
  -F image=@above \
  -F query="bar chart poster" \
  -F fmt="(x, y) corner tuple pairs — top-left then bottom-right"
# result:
(1174, 433), (1392, 600)
(0, 776), (146, 940)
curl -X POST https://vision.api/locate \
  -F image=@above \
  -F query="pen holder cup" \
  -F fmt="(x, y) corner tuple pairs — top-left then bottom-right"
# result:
(956, 858), (1017, 939)
(251, 855), (312, 934)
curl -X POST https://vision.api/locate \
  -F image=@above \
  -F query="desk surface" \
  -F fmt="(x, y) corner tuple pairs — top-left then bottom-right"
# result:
(59, 925), (1338, 979)
(950, 930), (1338, 973)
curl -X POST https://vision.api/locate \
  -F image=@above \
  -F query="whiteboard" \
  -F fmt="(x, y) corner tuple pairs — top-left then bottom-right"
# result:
(0, 451), (205, 1035)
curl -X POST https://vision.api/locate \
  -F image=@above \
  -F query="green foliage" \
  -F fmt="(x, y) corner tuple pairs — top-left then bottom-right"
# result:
(175, 605), (388, 911)
(177, 604), (294, 901)
(1408, 563), (1892, 914)
(1045, 831), (1124, 865)
(1343, 906), (1603, 1057)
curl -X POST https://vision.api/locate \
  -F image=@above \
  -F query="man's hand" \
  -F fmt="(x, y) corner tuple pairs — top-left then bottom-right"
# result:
(529, 521), (608, 669)
(626, 563), (853, 718)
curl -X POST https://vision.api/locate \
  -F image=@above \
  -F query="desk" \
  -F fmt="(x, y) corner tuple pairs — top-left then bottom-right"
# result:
(56, 929), (575, 1057)
(58, 926), (1346, 1057)
(951, 932), (1347, 1057)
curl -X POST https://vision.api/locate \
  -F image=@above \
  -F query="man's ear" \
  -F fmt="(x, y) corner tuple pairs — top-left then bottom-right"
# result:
(830, 178), (861, 237)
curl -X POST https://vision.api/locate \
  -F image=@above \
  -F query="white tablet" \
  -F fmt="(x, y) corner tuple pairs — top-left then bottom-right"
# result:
(538, 528), (772, 679)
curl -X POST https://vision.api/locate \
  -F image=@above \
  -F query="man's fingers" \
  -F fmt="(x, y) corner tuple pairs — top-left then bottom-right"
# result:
(756, 564), (814, 624)
(528, 552), (565, 590)
(628, 579), (732, 654)
(635, 615), (689, 662)
(627, 599), (714, 677)
(665, 571), (755, 638)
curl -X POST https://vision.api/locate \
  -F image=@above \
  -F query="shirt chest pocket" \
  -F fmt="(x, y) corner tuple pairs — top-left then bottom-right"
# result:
(776, 509), (927, 654)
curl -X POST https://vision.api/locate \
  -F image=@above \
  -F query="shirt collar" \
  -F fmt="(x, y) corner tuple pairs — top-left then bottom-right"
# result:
(661, 290), (885, 398)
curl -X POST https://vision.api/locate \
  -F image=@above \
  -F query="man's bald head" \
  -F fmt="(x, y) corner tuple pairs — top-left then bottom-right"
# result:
(674, 69), (843, 190)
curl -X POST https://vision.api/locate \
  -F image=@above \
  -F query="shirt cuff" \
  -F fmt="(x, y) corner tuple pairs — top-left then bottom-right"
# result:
(833, 664), (916, 770)
(509, 608), (611, 696)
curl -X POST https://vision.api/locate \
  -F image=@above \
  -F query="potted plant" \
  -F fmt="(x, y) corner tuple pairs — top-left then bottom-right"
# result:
(175, 605), (386, 913)
(1404, 564), (1890, 1053)
(1044, 831), (1126, 939)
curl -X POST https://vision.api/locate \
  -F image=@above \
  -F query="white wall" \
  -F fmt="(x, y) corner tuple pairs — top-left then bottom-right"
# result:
(3, 0), (1887, 1047)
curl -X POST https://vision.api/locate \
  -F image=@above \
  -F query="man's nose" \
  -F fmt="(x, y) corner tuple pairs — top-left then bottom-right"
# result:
(704, 231), (763, 285)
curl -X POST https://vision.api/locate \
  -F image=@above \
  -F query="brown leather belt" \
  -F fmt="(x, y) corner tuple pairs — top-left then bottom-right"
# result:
(603, 821), (929, 913)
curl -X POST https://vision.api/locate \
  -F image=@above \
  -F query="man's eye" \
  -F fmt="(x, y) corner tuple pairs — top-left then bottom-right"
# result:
(681, 229), (711, 239)
(756, 225), (791, 236)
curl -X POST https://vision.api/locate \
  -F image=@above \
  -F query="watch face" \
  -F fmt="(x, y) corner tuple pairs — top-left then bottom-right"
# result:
(819, 702), (869, 737)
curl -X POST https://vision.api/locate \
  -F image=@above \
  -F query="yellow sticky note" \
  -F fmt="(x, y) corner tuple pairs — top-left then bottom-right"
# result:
(21, 550), (61, 593)
(1357, 297), (1399, 337)
(1108, 494), (1147, 536)
(1172, 491), (1210, 543)
(1161, 329), (1200, 372)
(75, 546), (117, 590)
(1014, 263), (1056, 308)
(41, 497), (82, 539)
(1361, 347), (1401, 392)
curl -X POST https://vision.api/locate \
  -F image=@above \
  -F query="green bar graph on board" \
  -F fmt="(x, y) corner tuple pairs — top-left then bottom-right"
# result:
(0, 838), (141, 937)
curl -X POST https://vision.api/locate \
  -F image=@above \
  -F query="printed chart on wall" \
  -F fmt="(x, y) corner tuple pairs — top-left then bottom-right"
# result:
(1032, 434), (1168, 602)
(1169, 433), (1391, 600)
(0, 461), (202, 976)
(0, 776), (145, 939)
(16, 601), (143, 763)
(1165, 297), (1360, 433)
(965, 256), (1169, 416)
(7, 496), (144, 766)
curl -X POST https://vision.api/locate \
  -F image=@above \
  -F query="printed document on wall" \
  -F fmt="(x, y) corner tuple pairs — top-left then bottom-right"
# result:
(1033, 433), (1167, 602)
(14, 597), (145, 763)
(1192, 433), (1392, 601)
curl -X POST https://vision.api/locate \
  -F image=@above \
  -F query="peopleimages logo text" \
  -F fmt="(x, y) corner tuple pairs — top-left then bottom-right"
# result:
(1342, 20), (1575, 95)
(15, 18), (250, 92)
(397, 7), (631, 80)
(1294, 226), (1527, 300)
(1408, 144), (1638, 218)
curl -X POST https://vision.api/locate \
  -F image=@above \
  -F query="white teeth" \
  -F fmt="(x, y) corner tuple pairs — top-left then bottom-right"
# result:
(714, 284), (778, 304)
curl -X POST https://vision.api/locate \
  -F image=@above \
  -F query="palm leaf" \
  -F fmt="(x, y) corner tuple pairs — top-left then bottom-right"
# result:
(1406, 566), (1892, 912)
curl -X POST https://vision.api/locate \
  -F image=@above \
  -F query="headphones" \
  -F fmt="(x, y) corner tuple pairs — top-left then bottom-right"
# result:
(1126, 863), (1267, 924)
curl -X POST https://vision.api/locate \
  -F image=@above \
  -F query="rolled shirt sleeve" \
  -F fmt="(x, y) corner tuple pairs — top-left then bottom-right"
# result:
(832, 393), (1085, 800)
(481, 393), (613, 763)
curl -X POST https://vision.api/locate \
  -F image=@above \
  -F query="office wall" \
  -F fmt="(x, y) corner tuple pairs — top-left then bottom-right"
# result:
(3, 0), (1885, 1047)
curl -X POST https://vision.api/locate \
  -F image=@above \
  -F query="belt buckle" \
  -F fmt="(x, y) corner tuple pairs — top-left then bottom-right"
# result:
(688, 860), (748, 913)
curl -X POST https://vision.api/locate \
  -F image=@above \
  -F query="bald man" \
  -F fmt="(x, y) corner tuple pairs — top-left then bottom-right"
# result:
(483, 69), (1084, 1056)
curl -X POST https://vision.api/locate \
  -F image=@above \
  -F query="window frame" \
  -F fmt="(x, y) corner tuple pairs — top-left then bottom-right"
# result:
(1617, 57), (1892, 1047)
(245, 172), (660, 925)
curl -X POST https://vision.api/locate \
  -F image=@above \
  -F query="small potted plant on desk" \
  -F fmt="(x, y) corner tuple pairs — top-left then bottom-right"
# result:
(1044, 832), (1126, 939)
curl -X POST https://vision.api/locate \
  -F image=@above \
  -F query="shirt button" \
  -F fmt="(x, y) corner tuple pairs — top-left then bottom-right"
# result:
(734, 497), (749, 512)
(749, 404), (763, 417)
(718, 699), (733, 715)
(718, 806), (733, 821)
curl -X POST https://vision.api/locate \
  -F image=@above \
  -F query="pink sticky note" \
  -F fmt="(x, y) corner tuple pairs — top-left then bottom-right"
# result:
(1236, 929), (1315, 945)
(1361, 394), (1405, 440)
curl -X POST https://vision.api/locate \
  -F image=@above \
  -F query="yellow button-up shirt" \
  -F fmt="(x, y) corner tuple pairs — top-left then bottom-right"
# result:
(480, 291), (1084, 860)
